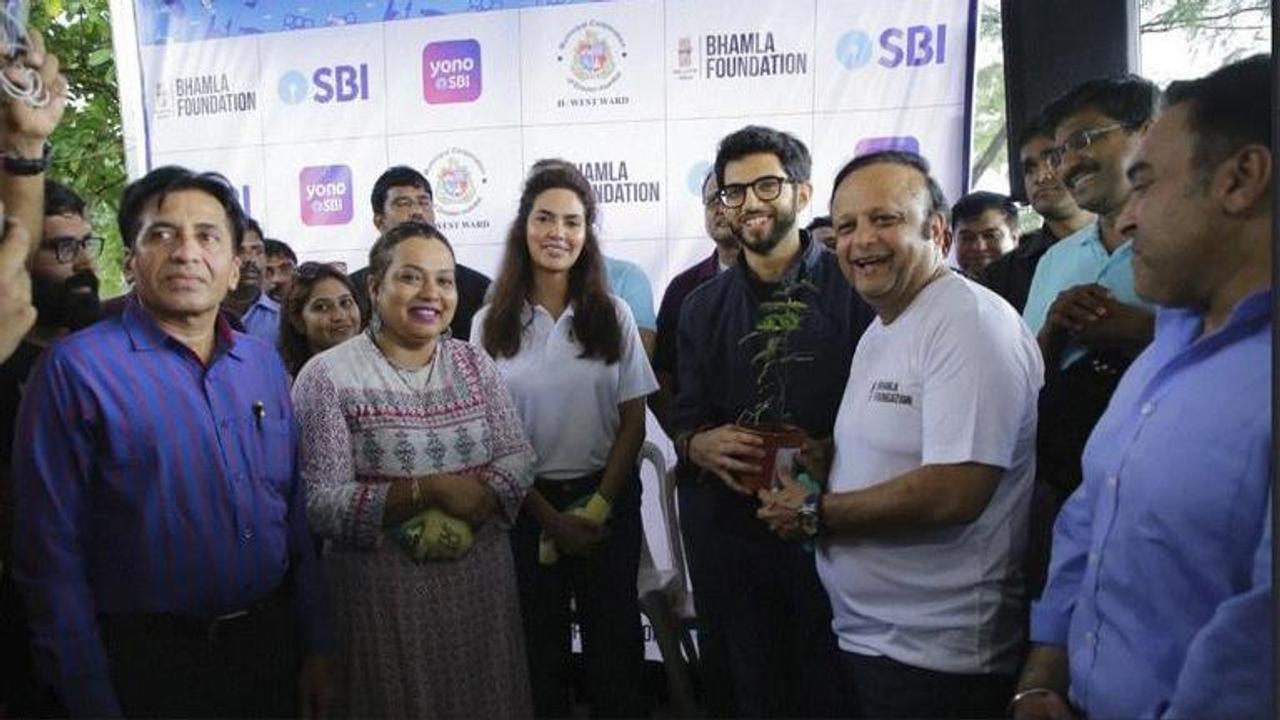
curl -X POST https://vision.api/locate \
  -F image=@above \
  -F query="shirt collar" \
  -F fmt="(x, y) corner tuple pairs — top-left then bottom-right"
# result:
(123, 294), (244, 361)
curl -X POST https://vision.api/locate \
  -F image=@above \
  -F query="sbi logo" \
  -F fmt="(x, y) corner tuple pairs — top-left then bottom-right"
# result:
(278, 64), (371, 105)
(837, 25), (947, 70)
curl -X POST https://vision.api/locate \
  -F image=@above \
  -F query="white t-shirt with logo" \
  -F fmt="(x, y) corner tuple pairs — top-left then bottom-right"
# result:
(816, 271), (1043, 675)
(472, 294), (658, 480)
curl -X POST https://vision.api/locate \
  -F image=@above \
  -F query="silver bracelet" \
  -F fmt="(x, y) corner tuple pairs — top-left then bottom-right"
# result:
(1006, 687), (1059, 714)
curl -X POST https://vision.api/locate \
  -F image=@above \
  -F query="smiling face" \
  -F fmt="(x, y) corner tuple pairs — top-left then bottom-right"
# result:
(128, 189), (240, 325)
(1054, 107), (1145, 216)
(370, 235), (457, 351)
(831, 162), (946, 322)
(955, 208), (1017, 277)
(1117, 103), (1226, 311)
(299, 276), (361, 354)
(525, 187), (587, 275)
(722, 152), (811, 257)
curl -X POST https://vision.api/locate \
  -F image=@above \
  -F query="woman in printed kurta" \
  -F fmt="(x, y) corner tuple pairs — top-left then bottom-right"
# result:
(292, 222), (535, 718)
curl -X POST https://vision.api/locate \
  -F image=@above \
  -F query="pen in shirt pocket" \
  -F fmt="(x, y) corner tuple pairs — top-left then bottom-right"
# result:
(252, 400), (265, 429)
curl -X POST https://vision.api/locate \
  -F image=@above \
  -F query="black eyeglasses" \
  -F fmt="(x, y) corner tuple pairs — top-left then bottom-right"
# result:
(1048, 123), (1125, 169)
(718, 176), (794, 208)
(41, 235), (104, 263)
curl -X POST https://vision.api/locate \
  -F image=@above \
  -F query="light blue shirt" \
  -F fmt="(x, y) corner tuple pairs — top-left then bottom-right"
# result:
(1021, 223), (1151, 368)
(241, 292), (281, 349)
(1031, 289), (1272, 719)
(605, 256), (656, 331)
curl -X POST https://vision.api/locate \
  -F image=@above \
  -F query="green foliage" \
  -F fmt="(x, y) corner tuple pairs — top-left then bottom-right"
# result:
(31, 0), (128, 297)
(738, 277), (815, 426)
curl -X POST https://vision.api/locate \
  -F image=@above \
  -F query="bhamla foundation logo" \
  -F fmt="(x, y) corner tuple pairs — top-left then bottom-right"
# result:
(558, 20), (626, 93)
(575, 160), (660, 205)
(425, 148), (490, 230)
(152, 73), (257, 120)
(681, 31), (808, 81)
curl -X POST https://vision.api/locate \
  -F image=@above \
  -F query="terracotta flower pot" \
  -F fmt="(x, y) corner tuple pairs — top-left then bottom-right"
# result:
(738, 423), (806, 493)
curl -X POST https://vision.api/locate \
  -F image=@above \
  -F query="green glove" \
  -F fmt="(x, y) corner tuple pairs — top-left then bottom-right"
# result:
(397, 508), (474, 561)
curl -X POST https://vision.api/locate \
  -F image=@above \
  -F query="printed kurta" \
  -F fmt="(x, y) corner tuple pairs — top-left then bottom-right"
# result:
(293, 333), (535, 718)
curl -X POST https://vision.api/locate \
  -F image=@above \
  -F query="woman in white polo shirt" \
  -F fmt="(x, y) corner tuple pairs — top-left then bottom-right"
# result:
(473, 162), (657, 718)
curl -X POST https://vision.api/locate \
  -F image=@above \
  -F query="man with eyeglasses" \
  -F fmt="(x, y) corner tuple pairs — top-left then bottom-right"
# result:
(1020, 76), (1159, 506)
(978, 115), (1095, 314)
(672, 126), (874, 716)
(348, 165), (491, 341)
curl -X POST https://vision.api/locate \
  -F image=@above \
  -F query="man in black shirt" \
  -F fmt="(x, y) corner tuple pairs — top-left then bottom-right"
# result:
(979, 115), (1094, 312)
(349, 166), (490, 340)
(673, 126), (874, 717)
(1, 180), (102, 717)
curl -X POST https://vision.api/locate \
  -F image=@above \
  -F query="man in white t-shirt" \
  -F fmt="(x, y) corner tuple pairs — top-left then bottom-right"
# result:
(759, 150), (1043, 718)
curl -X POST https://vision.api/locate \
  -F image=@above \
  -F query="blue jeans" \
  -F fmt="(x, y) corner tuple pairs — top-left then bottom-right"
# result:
(511, 473), (644, 718)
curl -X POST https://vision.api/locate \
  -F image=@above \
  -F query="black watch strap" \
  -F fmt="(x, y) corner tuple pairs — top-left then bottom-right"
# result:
(3, 143), (51, 176)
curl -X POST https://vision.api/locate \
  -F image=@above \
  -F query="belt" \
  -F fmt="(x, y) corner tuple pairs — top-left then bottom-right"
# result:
(100, 588), (285, 645)
(534, 472), (605, 508)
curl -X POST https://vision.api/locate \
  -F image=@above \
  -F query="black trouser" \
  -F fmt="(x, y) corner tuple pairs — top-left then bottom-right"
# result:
(99, 589), (299, 719)
(841, 651), (1014, 719)
(676, 481), (737, 717)
(512, 472), (645, 718)
(704, 514), (851, 718)
(0, 569), (62, 718)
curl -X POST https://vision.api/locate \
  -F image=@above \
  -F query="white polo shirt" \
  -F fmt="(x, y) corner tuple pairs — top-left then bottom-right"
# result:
(472, 295), (658, 480)
(815, 272), (1043, 675)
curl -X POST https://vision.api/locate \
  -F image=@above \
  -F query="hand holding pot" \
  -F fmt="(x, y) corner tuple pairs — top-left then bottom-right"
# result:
(687, 424), (765, 495)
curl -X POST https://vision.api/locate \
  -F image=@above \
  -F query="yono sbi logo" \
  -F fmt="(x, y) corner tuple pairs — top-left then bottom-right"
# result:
(299, 165), (353, 226)
(422, 39), (482, 104)
(278, 64), (371, 105)
(837, 25), (947, 70)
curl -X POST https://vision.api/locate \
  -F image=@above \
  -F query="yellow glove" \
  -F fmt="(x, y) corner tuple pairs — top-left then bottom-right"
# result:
(569, 492), (612, 526)
(397, 508), (474, 561)
(539, 493), (612, 566)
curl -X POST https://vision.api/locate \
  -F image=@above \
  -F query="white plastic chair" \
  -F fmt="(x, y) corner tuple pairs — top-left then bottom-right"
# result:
(636, 440), (698, 716)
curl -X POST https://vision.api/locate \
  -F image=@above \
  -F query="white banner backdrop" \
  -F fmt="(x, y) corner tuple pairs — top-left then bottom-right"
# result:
(111, 0), (976, 287)
(109, 0), (975, 662)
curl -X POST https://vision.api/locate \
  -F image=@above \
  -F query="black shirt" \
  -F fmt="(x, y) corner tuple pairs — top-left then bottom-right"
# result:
(673, 232), (875, 534)
(977, 225), (1060, 313)
(350, 262), (492, 342)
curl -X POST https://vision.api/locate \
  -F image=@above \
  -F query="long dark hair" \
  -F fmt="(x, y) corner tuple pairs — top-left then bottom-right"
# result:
(482, 164), (621, 364)
(280, 262), (363, 376)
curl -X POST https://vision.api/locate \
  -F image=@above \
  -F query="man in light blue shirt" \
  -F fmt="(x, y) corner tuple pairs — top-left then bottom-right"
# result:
(1013, 55), (1273, 720)
(605, 255), (655, 358)
(1022, 75), (1161, 507)
(221, 217), (281, 348)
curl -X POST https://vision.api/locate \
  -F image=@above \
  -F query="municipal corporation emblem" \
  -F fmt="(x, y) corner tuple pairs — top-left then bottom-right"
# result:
(426, 148), (486, 216)
(558, 20), (625, 93)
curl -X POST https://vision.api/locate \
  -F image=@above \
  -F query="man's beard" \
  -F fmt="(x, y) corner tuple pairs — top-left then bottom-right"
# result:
(31, 270), (102, 331)
(735, 204), (797, 257)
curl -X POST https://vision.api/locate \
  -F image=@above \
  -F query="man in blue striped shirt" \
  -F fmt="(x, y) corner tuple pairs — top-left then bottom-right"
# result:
(11, 167), (332, 718)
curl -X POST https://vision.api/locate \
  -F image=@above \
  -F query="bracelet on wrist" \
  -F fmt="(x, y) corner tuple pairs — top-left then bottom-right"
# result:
(1007, 687), (1059, 714)
(2, 143), (51, 176)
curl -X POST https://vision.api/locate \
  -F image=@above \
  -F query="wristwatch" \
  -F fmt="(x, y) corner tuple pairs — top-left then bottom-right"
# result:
(798, 491), (822, 538)
(2, 143), (51, 176)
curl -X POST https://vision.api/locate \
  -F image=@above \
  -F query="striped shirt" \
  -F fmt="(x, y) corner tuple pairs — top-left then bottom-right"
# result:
(11, 297), (330, 717)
